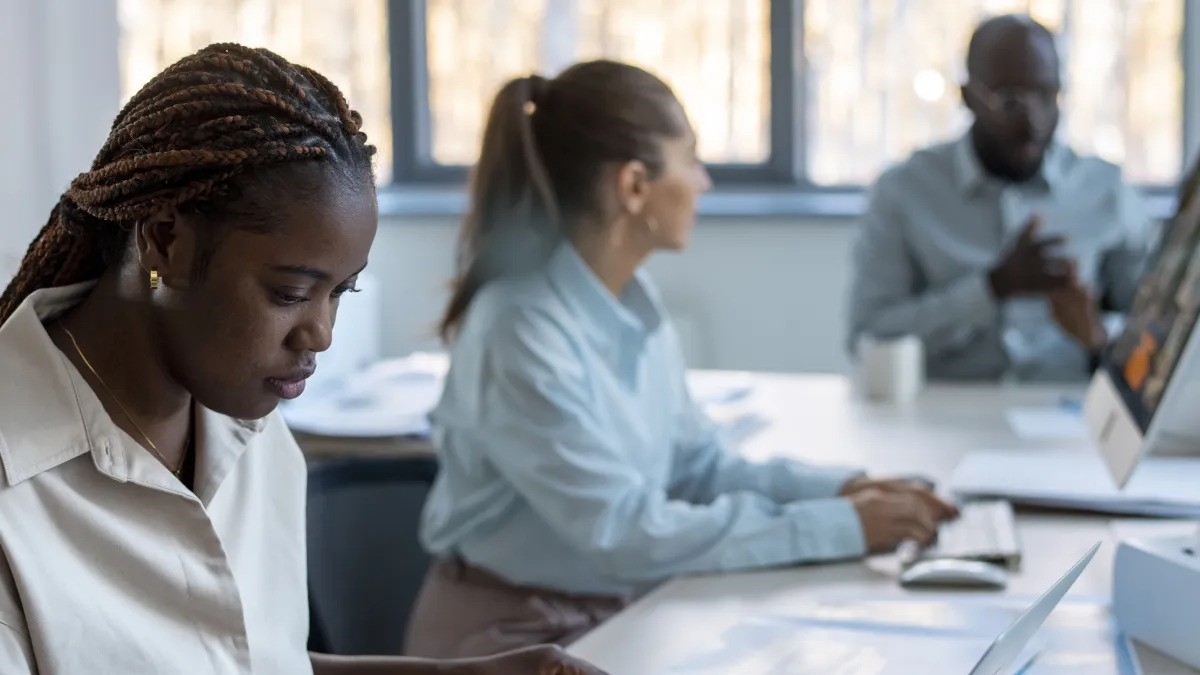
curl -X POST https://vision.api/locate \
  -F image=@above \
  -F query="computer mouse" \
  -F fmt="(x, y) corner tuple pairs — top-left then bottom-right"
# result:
(899, 559), (1008, 589)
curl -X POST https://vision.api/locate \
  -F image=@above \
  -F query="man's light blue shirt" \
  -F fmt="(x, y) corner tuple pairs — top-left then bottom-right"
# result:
(850, 134), (1153, 381)
(421, 244), (866, 596)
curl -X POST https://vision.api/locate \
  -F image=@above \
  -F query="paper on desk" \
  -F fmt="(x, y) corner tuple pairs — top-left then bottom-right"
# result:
(1109, 518), (1200, 543)
(1006, 406), (1089, 441)
(283, 356), (769, 441)
(281, 352), (447, 438)
(664, 596), (1132, 675)
(281, 381), (440, 437)
(685, 370), (755, 405)
(686, 371), (771, 445)
(949, 450), (1200, 517)
(663, 617), (1031, 675)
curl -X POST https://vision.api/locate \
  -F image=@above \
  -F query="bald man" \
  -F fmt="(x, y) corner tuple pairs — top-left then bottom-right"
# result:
(849, 15), (1153, 382)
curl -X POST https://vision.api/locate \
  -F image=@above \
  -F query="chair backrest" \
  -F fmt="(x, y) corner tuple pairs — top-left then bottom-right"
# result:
(306, 455), (438, 656)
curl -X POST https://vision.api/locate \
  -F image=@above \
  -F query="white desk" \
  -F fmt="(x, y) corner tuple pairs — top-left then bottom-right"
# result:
(568, 374), (1197, 674)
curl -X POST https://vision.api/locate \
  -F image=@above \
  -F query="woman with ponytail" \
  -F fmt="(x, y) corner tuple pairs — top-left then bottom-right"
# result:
(0, 44), (601, 675)
(407, 60), (958, 658)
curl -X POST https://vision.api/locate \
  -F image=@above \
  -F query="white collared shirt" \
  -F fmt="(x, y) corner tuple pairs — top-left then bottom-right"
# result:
(0, 283), (311, 674)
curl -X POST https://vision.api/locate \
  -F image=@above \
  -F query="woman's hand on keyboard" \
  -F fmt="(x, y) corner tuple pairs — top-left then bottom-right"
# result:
(842, 477), (959, 516)
(843, 480), (959, 553)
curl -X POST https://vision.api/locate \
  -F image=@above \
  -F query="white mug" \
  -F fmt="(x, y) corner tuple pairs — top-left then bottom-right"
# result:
(856, 334), (925, 403)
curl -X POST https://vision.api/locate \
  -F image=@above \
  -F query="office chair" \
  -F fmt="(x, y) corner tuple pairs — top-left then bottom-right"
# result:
(307, 455), (438, 656)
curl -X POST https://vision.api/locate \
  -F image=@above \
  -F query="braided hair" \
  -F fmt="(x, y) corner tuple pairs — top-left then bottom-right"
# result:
(0, 43), (376, 323)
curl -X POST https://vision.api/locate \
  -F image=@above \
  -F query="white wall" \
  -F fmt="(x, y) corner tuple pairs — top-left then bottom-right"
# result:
(372, 215), (856, 374)
(0, 0), (120, 280)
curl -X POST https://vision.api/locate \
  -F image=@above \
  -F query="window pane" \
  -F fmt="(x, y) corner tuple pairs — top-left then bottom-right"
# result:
(117, 0), (393, 183)
(804, 0), (1183, 186)
(426, 0), (770, 166)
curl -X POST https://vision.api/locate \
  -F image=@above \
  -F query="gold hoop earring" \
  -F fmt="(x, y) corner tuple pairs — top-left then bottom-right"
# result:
(149, 268), (159, 290)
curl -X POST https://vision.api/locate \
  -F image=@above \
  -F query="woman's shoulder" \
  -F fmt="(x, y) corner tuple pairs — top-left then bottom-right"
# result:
(473, 269), (558, 312)
(462, 273), (579, 347)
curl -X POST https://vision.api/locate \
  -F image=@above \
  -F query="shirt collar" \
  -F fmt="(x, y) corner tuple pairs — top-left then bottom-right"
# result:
(1039, 142), (1067, 190)
(0, 283), (265, 493)
(544, 244), (664, 356)
(953, 132), (1066, 195)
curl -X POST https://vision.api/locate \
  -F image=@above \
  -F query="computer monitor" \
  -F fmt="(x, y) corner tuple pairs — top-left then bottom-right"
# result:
(1084, 171), (1200, 487)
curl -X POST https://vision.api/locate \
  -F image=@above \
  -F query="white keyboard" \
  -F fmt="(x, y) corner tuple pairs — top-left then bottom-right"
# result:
(910, 500), (1022, 570)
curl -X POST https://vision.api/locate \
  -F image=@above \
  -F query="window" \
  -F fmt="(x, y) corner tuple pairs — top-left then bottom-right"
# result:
(119, 0), (1186, 195)
(405, 0), (1185, 187)
(118, 0), (393, 182)
(804, 0), (1184, 186)
(390, 0), (783, 184)
(423, 0), (770, 166)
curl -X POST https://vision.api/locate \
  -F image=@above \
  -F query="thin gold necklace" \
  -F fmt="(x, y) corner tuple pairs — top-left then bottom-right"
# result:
(59, 321), (187, 476)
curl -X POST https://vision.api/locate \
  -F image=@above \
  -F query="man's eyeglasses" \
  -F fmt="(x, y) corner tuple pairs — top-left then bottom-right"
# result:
(967, 83), (1061, 117)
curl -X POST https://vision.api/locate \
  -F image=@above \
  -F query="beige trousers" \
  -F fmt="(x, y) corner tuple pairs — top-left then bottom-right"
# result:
(403, 558), (629, 658)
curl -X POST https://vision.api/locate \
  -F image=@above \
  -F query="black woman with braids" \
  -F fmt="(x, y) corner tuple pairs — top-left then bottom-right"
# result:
(0, 44), (604, 675)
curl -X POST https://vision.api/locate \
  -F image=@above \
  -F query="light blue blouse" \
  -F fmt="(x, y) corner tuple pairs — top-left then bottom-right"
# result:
(420, 244), (865, 596)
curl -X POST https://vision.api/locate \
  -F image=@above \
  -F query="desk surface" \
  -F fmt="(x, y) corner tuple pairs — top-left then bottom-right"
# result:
(567, 374), (1197, 674)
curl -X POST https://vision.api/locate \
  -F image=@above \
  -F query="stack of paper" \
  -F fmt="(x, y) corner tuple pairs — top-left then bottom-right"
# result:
(949, 450), (1200, 518)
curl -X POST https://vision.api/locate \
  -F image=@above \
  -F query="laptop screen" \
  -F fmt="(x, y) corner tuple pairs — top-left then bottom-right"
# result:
(968, 542), (1101, 675)
(1105, 178), (1200, 431)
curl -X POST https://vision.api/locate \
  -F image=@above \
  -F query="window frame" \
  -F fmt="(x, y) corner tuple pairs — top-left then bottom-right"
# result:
(385, 0), (1191, 217)
(388, 0), (807, 186)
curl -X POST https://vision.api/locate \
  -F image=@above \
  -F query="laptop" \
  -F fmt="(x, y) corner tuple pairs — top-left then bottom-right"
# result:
(968, 541), (1102, 674)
